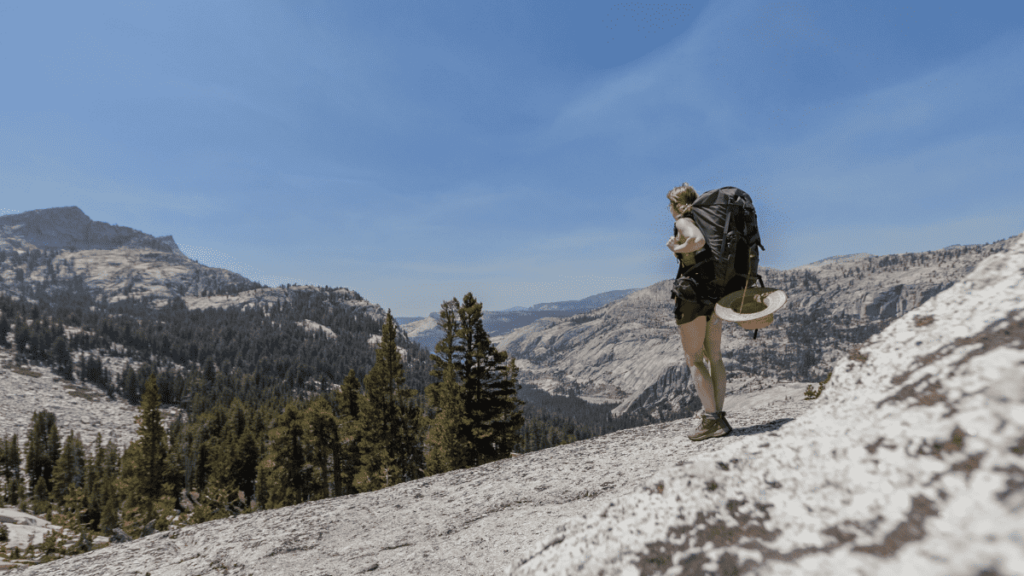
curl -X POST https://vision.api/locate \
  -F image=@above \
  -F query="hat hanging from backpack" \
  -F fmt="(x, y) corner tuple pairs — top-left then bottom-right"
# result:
(715, 287), (788, 330)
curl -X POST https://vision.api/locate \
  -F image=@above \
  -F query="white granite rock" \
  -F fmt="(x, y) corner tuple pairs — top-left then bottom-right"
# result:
(12, 389), (816, 576)
(0, 347), (182, 453)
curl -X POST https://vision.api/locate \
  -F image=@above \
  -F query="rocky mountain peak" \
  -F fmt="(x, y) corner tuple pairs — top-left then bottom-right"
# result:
(0, 206), (183, 256)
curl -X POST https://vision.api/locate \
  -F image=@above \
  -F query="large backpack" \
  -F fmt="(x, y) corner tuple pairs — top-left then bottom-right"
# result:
(673, 186), (766, 296)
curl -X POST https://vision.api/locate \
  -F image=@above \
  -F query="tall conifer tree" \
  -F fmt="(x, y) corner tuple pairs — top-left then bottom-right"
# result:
(303, 395), (339, 499)
(356, 311), (421, 491)
(425, 361), (472, 475)
(52, 432), (86, 505)
(25, 410), (60, 492)
(261, 401), (308, 509)
(0, 314), (9, 348)
(1, 433), (22, 505)
(136, 374), (168, 500)
(425, 298), (472, 474)
(119, 374), (169, 534)
(495, 357), (525, 456)
(48, 335), (74, 380)
(332, 369), (361, 496)
(453, 293), (525, 466)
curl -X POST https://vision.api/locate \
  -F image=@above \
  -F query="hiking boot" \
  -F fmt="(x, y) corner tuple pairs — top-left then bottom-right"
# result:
(715, 411), (733, 436)
(687, 410), (731, 442)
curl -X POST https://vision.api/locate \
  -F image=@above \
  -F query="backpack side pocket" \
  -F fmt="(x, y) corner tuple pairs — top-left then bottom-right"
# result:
(671, 276), (700, 301)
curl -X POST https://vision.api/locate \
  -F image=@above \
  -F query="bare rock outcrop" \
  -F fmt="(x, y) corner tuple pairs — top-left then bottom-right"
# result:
(0, 206), (183, 255)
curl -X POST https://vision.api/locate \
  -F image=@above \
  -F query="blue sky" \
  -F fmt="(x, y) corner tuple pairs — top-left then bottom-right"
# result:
(2, 1), (1022, 318)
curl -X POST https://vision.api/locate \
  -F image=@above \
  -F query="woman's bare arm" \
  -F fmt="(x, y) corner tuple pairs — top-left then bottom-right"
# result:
(667, 217), (706, 254)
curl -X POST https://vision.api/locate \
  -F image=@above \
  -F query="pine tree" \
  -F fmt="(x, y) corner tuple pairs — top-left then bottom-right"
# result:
(25, 410), (60, 492)
(96, 436), (121, 535)
(356, 311), (422, 491)
(48, 335), (74, 380)
(119, 374), (169, 535)
(33, 475), (51, 515)
(336, 368), (361, 420)
(454, 292), (525, 466)
(428, 298), (462, 385)
(425, 361), (472, 475)
(136, 374), (168, 501)
(303, 395), (339, 499)
(2, 433), (23, 505)
(331, 369), (361, 496)
(14, 318), (29, 355)
(98, 483), (119, 535)
(0, 314), (10, 348)
(261, 401), (308, 509)
(214, 399), (259, 506)
(51, 432), (86, 506)
(254, 459), (270, 511)
(424, 298), (472, 474)
(163, 415), (188, 508)
(82, 433), (104, 532)
(233, 428), (260, 506)
(495, 357), (526, 456)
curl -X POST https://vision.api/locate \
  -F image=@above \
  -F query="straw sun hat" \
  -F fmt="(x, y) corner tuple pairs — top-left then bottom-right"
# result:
(714, 287), (788, 330)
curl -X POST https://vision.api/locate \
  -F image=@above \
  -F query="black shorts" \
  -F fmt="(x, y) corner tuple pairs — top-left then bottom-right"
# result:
(673, 275), (750, 325)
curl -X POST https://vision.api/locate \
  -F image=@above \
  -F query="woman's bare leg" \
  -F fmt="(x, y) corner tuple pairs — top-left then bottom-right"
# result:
(678, 316), (715, 413)
(704, 311), (727, 412)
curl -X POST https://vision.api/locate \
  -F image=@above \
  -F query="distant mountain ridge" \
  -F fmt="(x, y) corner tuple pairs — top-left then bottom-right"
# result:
(498, 289), (639, 313)
(396, 288), (639, 325)
(0, 206), (183, 255)
(400, 288), (642, 352)
(799, 252), (873, 267)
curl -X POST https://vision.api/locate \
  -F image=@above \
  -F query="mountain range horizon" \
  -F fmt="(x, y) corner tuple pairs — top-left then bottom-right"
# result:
(0, 205), (1004, 322)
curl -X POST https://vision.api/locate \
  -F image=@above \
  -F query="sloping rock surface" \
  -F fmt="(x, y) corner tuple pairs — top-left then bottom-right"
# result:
(0, 344), (183, 453)
(510, 229), (1024, 575)
(16, 388), (816, 576)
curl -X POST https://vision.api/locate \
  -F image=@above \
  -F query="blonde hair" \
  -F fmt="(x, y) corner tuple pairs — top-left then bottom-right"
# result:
(667, 183), (698, 214)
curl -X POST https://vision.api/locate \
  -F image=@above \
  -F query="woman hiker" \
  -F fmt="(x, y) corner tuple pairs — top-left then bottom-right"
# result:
(666, 183), (746, 441)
